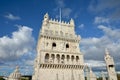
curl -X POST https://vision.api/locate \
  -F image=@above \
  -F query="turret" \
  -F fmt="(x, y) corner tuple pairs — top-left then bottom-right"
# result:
(104, 48), (117, 80)
(43, 13), (49, 25)
(70, 18), (75, 27)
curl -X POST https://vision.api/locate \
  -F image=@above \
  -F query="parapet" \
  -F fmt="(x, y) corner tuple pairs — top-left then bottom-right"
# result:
(42, 13), (75, 27)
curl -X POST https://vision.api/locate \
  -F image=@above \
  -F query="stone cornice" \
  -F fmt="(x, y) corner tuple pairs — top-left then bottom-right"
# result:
(40, 33), (80, 43)
(39, 50), (83, 56)
(39, 64), (84, 69)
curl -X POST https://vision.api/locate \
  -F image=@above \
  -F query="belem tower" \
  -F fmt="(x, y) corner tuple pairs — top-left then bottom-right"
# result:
(32, 13), (85, 80)
(31, 13), (118, 80)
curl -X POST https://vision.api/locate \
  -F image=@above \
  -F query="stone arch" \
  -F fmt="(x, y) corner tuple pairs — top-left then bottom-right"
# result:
(61, 55), (65, 63)
(51, 54), (55, 63)
(52, 42), (56, 49)
(66, 55), (70, 61)
(56, 54), (60, 63)
(71, 55), (74, 62)
(76, 56), (79, 62)
(45, 53), (49, 63)
(66, 43), (69, 48)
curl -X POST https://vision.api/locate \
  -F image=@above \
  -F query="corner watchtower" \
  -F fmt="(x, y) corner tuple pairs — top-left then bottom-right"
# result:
(104, 48), (117, 80)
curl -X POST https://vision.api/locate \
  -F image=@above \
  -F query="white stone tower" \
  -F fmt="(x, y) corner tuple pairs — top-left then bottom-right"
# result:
(32, 13), (85, 80)
(7, 66), (21, 80)
(104, 49), (117, 80)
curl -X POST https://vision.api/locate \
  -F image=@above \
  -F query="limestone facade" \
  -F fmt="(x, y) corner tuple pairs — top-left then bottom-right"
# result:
(104, 49), (117, 80)
(32, 13), (85, 80)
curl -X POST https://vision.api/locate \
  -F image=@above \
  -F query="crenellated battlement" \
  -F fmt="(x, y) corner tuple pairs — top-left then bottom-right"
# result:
(42, 13), (75, 27)
(41, 13), (76, 38)
(49, 18), (70, 26)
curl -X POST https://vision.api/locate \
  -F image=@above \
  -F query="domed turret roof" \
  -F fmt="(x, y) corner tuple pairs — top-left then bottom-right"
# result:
(8, 66), (21, 80)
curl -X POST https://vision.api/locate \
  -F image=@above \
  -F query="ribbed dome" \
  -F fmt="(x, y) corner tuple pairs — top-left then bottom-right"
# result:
(8, 66), (21, 80)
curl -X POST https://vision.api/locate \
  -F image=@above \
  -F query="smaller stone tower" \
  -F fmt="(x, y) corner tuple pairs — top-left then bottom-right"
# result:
(85, 66), (97, 80)
(101, 71), (106, 80)
(104, 49), (117, 80)
(85, 66), (90, 80)
(7, 66), (21, 80)
(89, 67), (97, 80)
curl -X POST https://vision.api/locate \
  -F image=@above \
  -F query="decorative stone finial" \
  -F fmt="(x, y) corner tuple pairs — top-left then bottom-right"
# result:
(43, 13), (49, 25)
(105, 48), (109, 55)
(43, 13), (49, 22)
(70, 18), (75, 27)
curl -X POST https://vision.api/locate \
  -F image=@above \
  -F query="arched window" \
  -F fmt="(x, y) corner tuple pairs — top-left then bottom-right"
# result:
(76, 56), (79, 62)
(52, 42), (56, 47)
(56, 54), (60, 63)
(67, 55), (70, 61)
(61, 55), (65, 63)
(61, 55), (65, 59)
(51, 54), (55, 63)
(71, 55), (74, 62)
(66, 44), (69, 48)
(51, 54), (55, 59)
(45, 53), (49, 63)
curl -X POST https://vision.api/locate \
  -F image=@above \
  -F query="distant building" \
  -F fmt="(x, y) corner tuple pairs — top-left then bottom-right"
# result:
(85, 66), (97, 80)
(104, 49), (117, 80)
(32, 13), (85, 80)
(101, 71), (106, 80)
(7, 66), (21, 80)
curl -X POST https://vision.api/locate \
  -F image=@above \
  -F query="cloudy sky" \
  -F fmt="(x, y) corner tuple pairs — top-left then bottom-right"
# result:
(0, 0), (120, 76)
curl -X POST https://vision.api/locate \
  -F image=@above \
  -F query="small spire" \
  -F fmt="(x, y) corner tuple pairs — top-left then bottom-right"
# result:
(105, 48), (109, 55)
(43, 13), (49, 25)
(45, 13), (49, 17)
(44, 13), (49, 21)
(70, 18), (74, 27)
(89, 67), (92, 72)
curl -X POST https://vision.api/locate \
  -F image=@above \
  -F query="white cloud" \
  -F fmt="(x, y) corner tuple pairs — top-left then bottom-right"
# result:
(81, 25), (120, 70)
(88, 0), (120, 21)
(94, 17), (109, 24)
(25, 60), (34, 66)
(0, 25), (35, 61)
(54, 0), (72, 18)
(4, 13), (20, 20)
(98, 25), (120, 39)
(78, 24), (84, 28)
(55, 0), (65, 8)
(88, 0), (120, 12)
(85, 60), (106, 67)
(62, 8), (72, 18)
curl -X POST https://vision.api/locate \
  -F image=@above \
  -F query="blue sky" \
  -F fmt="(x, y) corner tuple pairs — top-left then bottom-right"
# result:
(0, 0), (120, 76)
